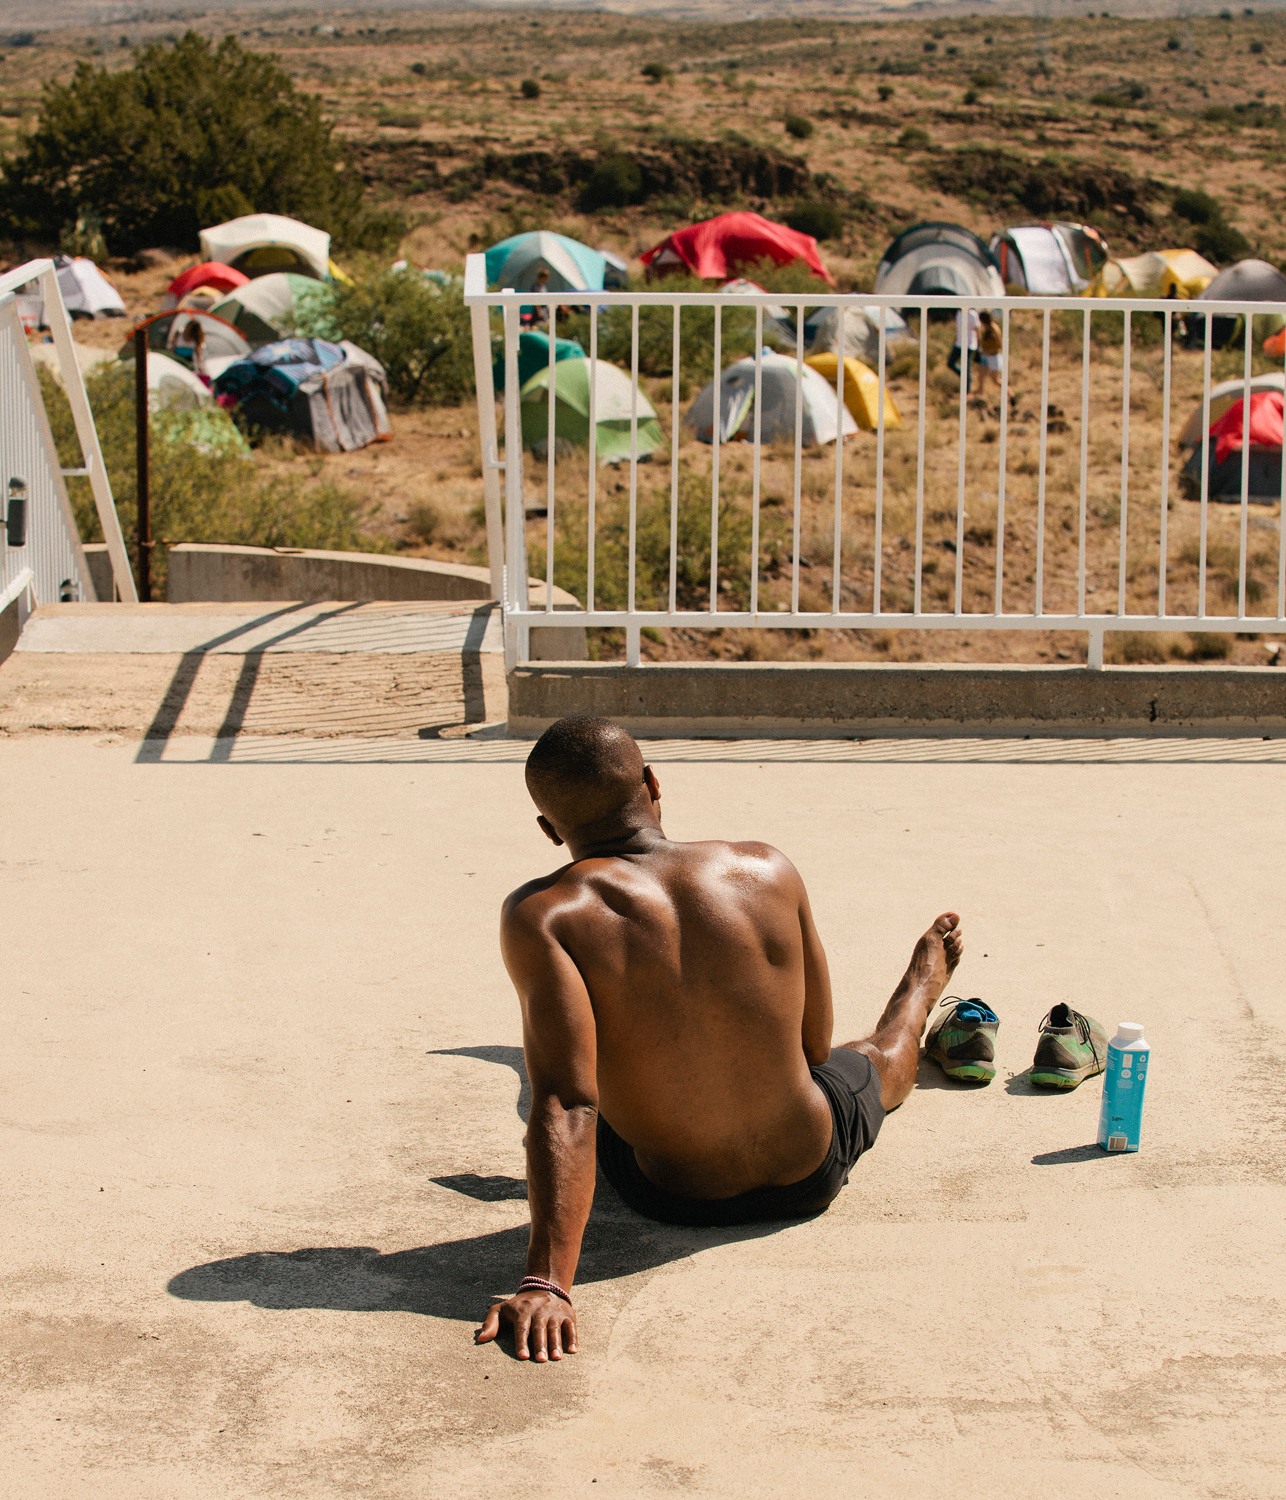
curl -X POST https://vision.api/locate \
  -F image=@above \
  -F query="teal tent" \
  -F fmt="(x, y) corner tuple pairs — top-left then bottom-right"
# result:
(485, 231), (608, 292)
(493, 330), (585, 394)
(520, 359), (664, 463)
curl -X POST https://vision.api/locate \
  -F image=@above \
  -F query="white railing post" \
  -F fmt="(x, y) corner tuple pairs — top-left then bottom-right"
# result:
(464, 254), (505, 603)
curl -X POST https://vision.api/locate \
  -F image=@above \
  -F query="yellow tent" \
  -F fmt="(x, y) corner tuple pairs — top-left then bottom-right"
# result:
(805, 353), (901, 431)
(1090, 249), (1216, 300)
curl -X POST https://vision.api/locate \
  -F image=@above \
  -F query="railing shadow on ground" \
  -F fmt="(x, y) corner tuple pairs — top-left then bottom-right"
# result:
(135, 602), (497, 764)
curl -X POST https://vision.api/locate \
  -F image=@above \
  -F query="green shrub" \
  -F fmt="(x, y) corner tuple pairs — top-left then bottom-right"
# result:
(1165, 35), (1181, 50)
(785, 200), (843, 241)
(970, 69), (1001, 89)
(520, 78), (541, 99)
(784, 113), (814, 140)
(1173, 188), (1222, 226)
(641, 61), (671, 82)
(897, 125), (931, 149)
(1250, 39), (1265, 54)
(877, 83), (895, 101)
(579, 153), (644, 212)
(0, 32), (396, 255)
(1185, 632), (1234, 660)
(963, 88), (979, 106)
(301, 268), (474, 407)
(39, 365), (376, 594)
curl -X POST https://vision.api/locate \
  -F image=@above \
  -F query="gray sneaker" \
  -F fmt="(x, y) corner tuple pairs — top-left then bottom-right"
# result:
(1030, 1004), (1108, 1090)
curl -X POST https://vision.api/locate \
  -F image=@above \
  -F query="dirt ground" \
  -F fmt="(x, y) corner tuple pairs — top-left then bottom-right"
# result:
(6, 7), (1286, 665)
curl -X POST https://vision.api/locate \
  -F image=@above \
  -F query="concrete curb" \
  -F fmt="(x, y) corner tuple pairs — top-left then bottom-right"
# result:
(506, 661), (1286, 738)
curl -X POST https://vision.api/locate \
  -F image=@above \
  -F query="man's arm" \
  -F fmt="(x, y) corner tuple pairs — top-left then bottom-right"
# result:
(476, 892), (598, 1363)
(796, 873), (834, 1067)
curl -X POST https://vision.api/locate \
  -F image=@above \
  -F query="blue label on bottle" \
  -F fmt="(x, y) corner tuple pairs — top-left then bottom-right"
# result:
(1097, 1043), (1149, 1152)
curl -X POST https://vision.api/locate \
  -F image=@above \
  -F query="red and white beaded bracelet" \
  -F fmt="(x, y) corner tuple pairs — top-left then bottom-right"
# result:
(516, 1275), (573, 1305)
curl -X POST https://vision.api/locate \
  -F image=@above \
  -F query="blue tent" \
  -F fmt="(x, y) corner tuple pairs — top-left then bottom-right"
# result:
(484, 231), (608, 293)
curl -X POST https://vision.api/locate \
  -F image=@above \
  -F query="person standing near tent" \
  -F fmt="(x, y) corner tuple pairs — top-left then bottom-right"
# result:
(976, 310), (1003, 401)
(948, 306), (980, 394)
(523, 267), (553, 329)
(179, 319), (211, 388)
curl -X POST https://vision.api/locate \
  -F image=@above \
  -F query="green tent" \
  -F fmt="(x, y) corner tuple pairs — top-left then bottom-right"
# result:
(519, 359), (664, 463)
(493, 329), (585, 394)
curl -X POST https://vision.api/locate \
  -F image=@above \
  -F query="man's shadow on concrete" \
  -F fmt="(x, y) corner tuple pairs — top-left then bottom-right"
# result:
(167, 1044), (786, 1327)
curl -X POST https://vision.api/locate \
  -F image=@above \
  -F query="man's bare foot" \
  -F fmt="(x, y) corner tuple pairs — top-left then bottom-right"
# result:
(898, 912), (964, 1022)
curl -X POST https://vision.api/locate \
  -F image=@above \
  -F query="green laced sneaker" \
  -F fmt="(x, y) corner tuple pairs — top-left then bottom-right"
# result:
(1029, 1004), (1108, 1090)
(924, 996), (998, 1083)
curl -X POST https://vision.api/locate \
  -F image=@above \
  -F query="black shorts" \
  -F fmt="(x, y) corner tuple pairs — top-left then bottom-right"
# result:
(596, 1048), (885, 1228)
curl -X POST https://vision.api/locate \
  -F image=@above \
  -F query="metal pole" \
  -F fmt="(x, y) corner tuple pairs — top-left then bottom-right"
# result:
(133, 326), (151, 602)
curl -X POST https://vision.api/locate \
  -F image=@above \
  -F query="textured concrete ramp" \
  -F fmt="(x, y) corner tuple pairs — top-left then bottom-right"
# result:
(1, 738), (1283, 1498)
(0, 602), (505, 741)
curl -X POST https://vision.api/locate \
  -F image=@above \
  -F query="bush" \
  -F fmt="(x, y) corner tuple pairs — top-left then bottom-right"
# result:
(877, 83), (895, 101)
(970, 69), (1001, 89)
(1165, 35), (1181, 50)
(520, 78), (541, 99)
(641, 61), (671, 82)
(1173, 188), (1222, 226)
(300, 268), (474, 407)
(963, 89), (979, 106)
(578, 153), (644, 212)
(0, 32), (395, 256)
(897, 125), (931, 149)
(785, 200), (844, 241)
(1250, 39), (1266, 53)
(39, 366), (375, 594)
(783, 113), (814, 140)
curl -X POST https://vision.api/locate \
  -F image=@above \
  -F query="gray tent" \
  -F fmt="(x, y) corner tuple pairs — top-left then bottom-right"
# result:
(1195, 259), (1286, 349)
(874, 222), (1005, 306)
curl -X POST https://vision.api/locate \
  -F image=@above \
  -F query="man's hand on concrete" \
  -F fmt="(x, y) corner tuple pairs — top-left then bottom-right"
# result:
(476, 1290), (578, 1363)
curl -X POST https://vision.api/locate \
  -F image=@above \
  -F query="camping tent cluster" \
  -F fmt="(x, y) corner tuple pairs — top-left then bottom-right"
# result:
(102, 214), (391, 453)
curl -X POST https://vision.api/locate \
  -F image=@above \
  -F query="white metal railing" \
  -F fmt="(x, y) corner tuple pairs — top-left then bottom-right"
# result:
(0, 259), (135, 605)
(464, 253), (1286, 669)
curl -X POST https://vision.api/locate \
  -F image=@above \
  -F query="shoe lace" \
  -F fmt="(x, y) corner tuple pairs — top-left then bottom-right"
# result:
(1038, 1007), (1091, 1044)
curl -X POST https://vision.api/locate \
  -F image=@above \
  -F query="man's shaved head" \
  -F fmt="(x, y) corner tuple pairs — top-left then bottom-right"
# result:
(525, 716), (648, 837)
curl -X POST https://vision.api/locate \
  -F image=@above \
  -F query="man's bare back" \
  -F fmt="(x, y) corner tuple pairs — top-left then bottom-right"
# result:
(476, 717), (963, 1363)
(506, 836), (835, 1199)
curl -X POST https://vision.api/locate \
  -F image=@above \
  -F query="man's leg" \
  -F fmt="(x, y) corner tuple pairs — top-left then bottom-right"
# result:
(839, 912), (963, 1111)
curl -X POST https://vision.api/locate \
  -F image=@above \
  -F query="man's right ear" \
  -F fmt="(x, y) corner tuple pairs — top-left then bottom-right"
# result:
(536, 814), (564, 847)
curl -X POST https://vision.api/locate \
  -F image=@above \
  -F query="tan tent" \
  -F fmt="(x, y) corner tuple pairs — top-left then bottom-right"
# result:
(1091, 249), (1216, 300)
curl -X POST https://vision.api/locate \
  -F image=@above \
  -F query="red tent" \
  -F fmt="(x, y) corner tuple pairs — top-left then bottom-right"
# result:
(166, 261), (249, 302)
(641, 212), (834, 285)
(1211, 391), (1284, 466)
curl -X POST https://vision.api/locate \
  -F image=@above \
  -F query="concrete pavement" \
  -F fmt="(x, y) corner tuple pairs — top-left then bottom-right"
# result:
(1, 735), (1284, 1498)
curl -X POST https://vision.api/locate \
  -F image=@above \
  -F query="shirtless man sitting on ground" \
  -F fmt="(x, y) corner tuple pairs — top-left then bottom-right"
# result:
(477, 716), (963, 1363)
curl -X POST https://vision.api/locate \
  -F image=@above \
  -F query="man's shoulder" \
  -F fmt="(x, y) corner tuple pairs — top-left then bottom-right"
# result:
(686, 838), (800, 882)
(501, 865), (582, 931)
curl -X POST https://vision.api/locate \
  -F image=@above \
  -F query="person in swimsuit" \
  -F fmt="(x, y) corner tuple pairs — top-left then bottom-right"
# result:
(476, 716), (964, 1363)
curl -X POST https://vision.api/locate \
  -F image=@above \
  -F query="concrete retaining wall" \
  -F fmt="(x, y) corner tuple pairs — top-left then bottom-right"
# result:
(507, 661), (1286, 738)
(162, 542), (585, 660)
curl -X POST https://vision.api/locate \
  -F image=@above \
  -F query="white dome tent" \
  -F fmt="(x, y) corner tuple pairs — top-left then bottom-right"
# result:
(685, 352), (857, 448)
(198, 214), (331, 281)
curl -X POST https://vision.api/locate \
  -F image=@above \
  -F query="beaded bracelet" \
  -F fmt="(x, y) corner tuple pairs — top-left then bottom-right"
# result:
(516, 1275), (573, 1305)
